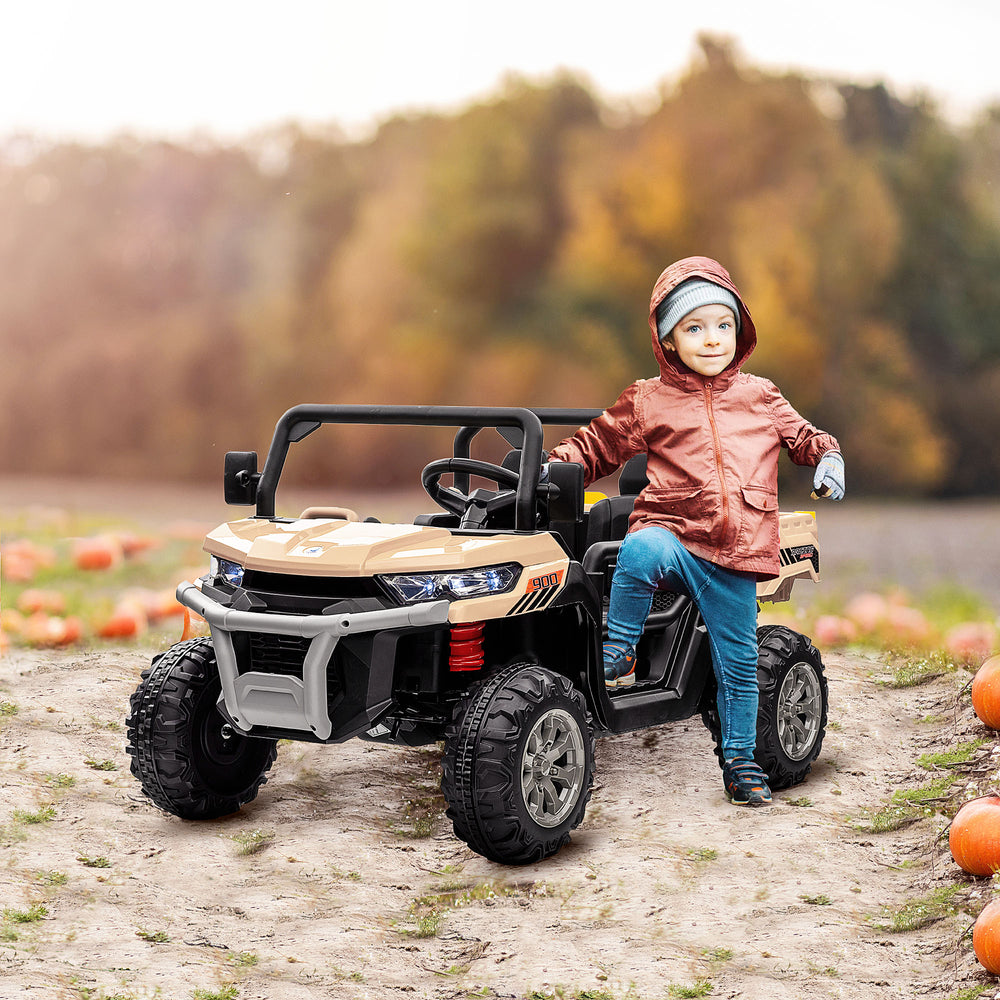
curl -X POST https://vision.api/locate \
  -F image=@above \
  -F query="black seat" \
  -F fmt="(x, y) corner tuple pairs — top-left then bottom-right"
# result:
(502, 450), (585, 551)
(584, 453), (649, 548)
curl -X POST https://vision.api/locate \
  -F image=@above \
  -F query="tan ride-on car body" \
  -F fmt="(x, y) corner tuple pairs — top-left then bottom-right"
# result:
(127, 405), (828, 864)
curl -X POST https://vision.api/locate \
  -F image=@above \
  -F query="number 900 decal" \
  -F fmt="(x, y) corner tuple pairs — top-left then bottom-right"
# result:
(508, 569), (565, 615)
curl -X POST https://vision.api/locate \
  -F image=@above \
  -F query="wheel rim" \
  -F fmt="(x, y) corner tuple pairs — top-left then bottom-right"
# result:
(519, 708), (587, 828)
(776, 662), (823, 761)
(192, 688), (269, 792)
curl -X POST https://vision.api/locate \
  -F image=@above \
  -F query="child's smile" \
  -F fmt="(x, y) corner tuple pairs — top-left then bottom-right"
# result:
(665, 303), (738, 377)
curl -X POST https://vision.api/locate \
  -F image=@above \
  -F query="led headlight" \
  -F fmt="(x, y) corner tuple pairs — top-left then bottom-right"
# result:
(378, 563), (520, 604)
(210, 556), (245, 588)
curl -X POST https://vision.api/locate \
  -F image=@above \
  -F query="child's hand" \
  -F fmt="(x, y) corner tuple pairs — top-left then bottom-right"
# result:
(812, 452), (845, 500)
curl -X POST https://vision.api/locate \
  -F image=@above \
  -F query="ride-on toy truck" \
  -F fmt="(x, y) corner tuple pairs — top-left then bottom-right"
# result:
(127, 405), (828, 865)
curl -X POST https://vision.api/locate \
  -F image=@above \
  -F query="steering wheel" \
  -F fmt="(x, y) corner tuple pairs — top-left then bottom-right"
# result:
(421, 458), (522, 524)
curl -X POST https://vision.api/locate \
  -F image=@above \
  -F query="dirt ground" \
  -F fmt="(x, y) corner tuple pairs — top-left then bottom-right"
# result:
(0, 643), (992, 1000)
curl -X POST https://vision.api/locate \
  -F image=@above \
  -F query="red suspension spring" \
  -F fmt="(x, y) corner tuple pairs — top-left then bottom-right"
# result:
(449, 621), (485, 672)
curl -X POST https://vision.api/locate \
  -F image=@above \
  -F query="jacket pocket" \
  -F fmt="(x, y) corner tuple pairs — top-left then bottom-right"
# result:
(740, 484), (778, 513)
(633, 485), (715, 546)
(737, 484), (779, 555)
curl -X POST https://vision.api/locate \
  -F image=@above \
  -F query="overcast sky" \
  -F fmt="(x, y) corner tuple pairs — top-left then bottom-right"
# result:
(3, 0), (998, 143)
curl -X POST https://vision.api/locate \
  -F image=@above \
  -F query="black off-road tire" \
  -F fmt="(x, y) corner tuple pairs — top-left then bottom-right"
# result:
(441, 662), (595, 865)
(701, 626), (828, 790)
(126, 637), (278, 819)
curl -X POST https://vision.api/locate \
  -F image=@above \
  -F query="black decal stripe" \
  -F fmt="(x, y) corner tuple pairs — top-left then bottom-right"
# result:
(508, 593), (535, 616)
(537, 585), (563, 609)
(524, 589), (550, 612)
(506, 584), (564, 616)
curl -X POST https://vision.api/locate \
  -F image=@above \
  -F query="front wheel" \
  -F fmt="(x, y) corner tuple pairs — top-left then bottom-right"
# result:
(126, 637), (278, 819)
(441, 662), (595, 865)
(701, 626), (828, 790)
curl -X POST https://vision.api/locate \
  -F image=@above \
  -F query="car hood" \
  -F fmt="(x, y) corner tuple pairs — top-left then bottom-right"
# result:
(203, 517), (563, 577)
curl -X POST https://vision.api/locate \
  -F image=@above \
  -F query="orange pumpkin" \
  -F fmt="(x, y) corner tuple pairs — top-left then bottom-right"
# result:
(973, 655), (1000, 729)
(72, 536), (123, 571)
(974, 899), (1000, 973)
(950, 796), (1000, 876)
(96, 601), (147, 640)
(17, 589), (67, 615)
(21, 613), (83, 647)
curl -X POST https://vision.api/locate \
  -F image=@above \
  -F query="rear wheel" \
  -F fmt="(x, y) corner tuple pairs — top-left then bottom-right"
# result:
(126, 637), (278, 819)
(441, 662), (594, 865)
(701, 626), (828, 790)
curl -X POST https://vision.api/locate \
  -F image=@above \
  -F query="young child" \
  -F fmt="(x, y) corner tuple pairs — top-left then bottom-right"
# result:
(547, 256), (844, 807)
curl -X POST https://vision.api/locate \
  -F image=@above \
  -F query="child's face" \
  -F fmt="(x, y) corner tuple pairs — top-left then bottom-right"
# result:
(663, 304), (738, 377)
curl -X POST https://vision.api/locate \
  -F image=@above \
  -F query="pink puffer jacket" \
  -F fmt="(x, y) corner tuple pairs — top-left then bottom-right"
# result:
(548, 257), (839, 580)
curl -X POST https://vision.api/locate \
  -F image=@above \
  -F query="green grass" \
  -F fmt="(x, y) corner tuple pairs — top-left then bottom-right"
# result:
(399, 879), (547, 940)
(687, 847), (718, 862)
(668, 983), (714, 998)
(525, 991), (622, 1000)
(882, 650), (959, 688)
(917, 739), (988, 770)
(0, 700), (18, 717)
(36, 870), (68, 886)
(0, 510), (206, 651)
(850, 803), (926, 833)
(401, 908), (441, 939)
(944, 985), (991, 1000)
(701, 947), (733, 963)
(11, 805), (57, 825)
(891, 774), (959, 807)
(192, 987), (238, 1000)
(136, 928), (170, 943)
(77, 855), (111, 868)
(4, 903), (48, 924)
(800, 893), (832, 906)
(229, 828), (274, 856)
(873, 884), (964, 932)
(1, 902), (48, 940)
(84, 758), (118, 771)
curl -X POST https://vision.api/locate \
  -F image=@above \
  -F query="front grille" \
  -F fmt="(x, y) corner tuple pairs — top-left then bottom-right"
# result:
(241, 571), (381, 601)
(247, 632), (310, 676)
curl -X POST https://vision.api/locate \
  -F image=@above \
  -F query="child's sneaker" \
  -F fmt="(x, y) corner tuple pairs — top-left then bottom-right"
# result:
(722, 756), (772, 806)
(603, 642), (637, 688)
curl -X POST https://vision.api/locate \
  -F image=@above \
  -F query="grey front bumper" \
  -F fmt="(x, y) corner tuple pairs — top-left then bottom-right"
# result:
(176, 581), (450, 740)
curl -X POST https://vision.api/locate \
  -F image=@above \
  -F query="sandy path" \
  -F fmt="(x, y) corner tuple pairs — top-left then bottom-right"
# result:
(0, 645), (983, 999)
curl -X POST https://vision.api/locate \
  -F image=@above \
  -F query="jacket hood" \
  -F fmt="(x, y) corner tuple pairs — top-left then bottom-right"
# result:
(648, 256), (757, 384)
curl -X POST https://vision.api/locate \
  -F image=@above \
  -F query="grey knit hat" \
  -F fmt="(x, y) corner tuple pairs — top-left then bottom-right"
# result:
(655, 279), (741, 342)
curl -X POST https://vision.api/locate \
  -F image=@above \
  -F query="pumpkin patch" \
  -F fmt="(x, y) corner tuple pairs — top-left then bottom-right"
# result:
(950, 796), (1000, 876)
(974, 899), (1000, 974)
(972, 655), (1000, 730)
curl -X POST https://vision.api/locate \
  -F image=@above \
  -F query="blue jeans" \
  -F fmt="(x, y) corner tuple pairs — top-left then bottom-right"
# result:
(607, 526), (759, 756)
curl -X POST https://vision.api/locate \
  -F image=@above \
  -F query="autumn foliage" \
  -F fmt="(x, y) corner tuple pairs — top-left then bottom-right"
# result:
(2, 37), (1000, 496)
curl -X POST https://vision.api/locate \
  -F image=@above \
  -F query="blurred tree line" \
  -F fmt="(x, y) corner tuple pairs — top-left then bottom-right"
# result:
(2, 36), (999, 496)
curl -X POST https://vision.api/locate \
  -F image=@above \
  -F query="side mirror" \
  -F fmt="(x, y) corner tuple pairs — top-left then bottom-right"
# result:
(224, 451), (259, 505)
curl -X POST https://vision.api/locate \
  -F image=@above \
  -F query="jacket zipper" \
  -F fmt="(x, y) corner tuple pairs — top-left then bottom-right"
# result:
(704, 383), (729, 553)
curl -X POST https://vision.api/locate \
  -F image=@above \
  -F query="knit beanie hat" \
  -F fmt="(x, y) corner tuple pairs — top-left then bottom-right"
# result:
(655, 279), (741, 342)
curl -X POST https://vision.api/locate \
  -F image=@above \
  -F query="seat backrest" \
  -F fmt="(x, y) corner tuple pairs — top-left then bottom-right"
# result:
(502, 450), (585, 550)
(619, 453), (649, 495)
(583, 453), (649, 549)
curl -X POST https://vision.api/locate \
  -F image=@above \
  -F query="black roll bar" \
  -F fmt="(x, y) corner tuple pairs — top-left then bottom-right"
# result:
(451, 408), (602, 493)
(255, 404), (562, 530)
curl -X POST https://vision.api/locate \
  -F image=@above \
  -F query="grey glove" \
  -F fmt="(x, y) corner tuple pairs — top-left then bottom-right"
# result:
(812, 451), (845, 500)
